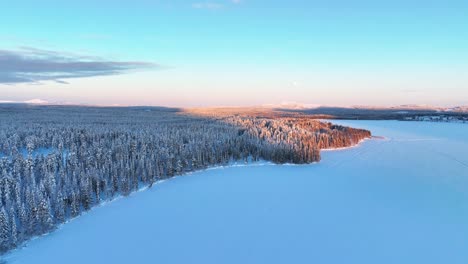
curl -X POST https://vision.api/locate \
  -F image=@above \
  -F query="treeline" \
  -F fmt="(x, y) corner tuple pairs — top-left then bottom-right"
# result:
(226, 117), (371, 163)
(0, 105), (370, 253)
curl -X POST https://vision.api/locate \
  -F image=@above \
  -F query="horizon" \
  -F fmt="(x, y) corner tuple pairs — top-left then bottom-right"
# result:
(1, 1), (468, 106)
(0, 98), (467, 111)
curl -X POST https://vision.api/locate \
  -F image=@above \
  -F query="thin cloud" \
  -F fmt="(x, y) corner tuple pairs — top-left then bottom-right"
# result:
(192, 2), (224, 10)
(191, 0), (242, 10)
(0, 48), (157, 84)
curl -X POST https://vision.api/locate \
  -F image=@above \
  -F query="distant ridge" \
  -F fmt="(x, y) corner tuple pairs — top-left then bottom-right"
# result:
(0, 99), (49, 105)
(0, 99), (467, 113)
(274, 103), (468, 113)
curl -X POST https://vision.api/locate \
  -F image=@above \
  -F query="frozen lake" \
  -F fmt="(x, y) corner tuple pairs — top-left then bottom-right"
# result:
(4, 120), (468, 264)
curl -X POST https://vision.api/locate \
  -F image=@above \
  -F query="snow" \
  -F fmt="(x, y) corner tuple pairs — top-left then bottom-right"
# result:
(4, 120), (468, 264)
(23, 99), (48, 105)
(404, 115), (467, 123)
(0, 99), (48, 104)
(21, 148), (56, 158)
(0, 148), (56, 159)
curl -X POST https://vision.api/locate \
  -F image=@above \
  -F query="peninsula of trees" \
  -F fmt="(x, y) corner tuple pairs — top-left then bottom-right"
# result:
(0, 105), (371, 253)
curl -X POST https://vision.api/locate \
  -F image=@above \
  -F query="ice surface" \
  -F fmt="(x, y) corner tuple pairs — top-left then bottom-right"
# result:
(4, 121), (468, 264)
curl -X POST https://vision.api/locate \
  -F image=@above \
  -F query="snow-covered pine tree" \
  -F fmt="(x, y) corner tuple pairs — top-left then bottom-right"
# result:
(0, 208), (10, 252)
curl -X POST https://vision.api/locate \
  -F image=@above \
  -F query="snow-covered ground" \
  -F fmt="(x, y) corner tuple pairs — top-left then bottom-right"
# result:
(4, 121), (468, 264)
(0, 148), (56, 159)
(403, 115), (468, 123)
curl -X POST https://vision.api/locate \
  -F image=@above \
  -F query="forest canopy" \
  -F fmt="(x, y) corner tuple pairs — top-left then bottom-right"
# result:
(0, 105), (370, 253)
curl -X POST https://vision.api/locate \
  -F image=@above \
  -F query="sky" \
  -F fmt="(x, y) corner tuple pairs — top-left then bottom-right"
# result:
(1, 0), (468, 107)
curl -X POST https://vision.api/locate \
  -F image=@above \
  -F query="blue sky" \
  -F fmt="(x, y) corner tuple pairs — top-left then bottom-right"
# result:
(1, 0), (467, 107)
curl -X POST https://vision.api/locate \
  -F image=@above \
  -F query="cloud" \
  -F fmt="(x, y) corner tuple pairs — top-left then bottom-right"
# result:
(192, 2), (224, 10)
(192, 0), (241, 10)
(0, 47), (157, 84)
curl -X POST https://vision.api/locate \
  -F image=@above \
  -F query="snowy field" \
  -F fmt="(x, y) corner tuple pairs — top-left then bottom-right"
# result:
(4, 120), (468, 264)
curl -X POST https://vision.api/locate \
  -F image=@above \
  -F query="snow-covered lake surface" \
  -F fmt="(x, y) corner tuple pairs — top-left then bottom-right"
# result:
(5, 121), (468, 264)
